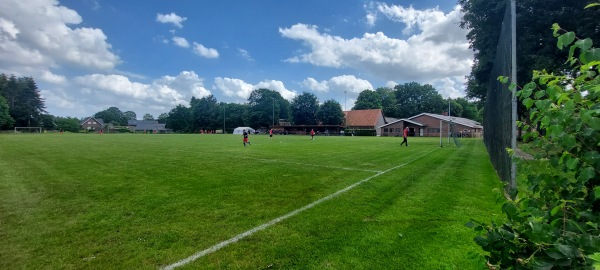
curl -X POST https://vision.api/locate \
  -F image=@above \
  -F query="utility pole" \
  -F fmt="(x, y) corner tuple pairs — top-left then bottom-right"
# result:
(272, 97), (275, 127)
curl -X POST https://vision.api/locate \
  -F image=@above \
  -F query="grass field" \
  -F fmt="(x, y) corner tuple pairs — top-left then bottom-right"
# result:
(0, 133), (503, 269)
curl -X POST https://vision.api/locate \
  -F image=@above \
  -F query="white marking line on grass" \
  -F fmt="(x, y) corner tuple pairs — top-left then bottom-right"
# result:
(161, 149), (437, 270)
(251, 157), (382, 173)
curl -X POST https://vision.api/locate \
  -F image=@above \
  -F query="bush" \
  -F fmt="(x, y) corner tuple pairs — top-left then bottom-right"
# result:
(467, 21), (600, 269)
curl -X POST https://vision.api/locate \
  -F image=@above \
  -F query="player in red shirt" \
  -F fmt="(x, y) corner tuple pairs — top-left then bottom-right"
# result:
(400, 127), (409, 146)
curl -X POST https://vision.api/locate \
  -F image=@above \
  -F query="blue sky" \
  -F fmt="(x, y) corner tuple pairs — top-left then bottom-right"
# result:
(0, 0), (472, 118)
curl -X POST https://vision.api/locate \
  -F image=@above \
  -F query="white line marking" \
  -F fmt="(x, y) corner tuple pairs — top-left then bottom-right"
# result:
(251, 157), (382, 173)
(161, 149), (437, 270)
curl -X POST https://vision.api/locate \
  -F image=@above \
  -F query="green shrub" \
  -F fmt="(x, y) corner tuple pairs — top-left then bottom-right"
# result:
(467, 20), (600, 269)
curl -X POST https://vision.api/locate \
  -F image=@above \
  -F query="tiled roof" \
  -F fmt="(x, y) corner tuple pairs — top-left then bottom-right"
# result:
(80, 117), (105, 126)
(343, 109), (383, 127)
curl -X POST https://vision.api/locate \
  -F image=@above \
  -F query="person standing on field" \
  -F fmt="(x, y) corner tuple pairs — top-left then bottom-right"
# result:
(310, 129), (315, 140)
(243, 129), (251, 146)
(400, 126), (409, 146)
(269, 128), (273, 139)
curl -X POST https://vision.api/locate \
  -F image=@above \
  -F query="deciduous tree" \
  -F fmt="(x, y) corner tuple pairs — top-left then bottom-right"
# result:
(290, 92), (319, 125)
(352, 89), (381, 110)
(316, 99), (344, 125)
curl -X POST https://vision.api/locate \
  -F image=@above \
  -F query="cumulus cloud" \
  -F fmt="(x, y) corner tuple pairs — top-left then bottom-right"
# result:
(303, 75), (373, 94)
(279, 5), (472, 85)
(172, 36), (190, 48)
(156, 12), (187, 28)
(213, 77), (297, 101)
(0, 0), (120, 75)
(193, 42), (219, 58)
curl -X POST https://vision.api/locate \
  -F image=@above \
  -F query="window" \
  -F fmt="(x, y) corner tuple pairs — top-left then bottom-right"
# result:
(383, 128), (388, 132)
(395, 128), (401, 133)
(428, 128), (440, 133)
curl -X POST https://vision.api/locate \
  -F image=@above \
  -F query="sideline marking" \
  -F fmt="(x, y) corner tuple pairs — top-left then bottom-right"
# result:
(251, 157), (382, 173)
(161, 149), (437, 270)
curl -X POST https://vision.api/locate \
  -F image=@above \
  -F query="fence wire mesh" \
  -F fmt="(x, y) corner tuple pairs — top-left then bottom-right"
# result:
(483, 2), (516, 192)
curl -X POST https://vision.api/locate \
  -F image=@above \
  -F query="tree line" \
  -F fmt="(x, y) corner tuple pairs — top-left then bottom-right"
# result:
(1, 73), (481, 133)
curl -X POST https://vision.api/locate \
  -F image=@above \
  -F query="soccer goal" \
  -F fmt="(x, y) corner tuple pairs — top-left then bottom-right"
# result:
(14, 127), (42, 134)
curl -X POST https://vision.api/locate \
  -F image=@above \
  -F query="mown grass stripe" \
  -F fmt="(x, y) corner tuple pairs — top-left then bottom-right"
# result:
(161, 149), (437, 270)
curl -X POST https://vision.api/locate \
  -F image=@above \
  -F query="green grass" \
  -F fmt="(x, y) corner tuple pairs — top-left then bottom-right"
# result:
(0, 133), (502, 269)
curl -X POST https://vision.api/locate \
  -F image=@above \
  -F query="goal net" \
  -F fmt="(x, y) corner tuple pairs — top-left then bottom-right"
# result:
(14, 127), (42, 133)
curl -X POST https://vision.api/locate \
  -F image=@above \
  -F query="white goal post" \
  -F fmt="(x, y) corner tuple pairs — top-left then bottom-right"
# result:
(14, 127), (42, 133)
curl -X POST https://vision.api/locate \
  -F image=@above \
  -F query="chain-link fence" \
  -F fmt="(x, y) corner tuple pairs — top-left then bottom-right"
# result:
(483, 1), (516, 194)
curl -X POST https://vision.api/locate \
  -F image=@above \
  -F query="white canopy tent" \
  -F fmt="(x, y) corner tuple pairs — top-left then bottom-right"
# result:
(232, 127), (255, 134)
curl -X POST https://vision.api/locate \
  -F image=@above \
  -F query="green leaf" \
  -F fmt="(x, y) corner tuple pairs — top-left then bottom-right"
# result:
(566, 157), (579, 170)
(586, 117), (600, 130)
(523, 98), (535, 108)
(473, 235), (488, 247)
(585, 3), (600, 8)
(581, 48), (600, 64)
(558, 32), (575, 49)
(594, 186), (600, 200)
(551, 204), (562, 216)
(578, 167), (596, 182)
(502, 202), (518, 219)
(575, 38), (593, 52)
(534, 90), (546, 99)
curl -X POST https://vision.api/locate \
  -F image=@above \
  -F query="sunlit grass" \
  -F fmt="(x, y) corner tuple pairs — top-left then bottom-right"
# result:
(0, 133), (502, 269)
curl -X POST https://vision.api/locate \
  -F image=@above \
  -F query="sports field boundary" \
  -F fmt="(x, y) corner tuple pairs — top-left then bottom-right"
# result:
(251, 157), (382, 173)
(161, 148), (438, 270)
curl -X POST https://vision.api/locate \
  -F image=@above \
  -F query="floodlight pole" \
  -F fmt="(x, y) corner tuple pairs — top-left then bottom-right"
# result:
(272, 97), (275, 127)
(223, 104), (226, 134)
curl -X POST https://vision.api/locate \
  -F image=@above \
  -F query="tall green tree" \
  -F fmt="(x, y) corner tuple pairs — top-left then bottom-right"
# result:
(165, 104), (191, 132)
(157, 113), (168, 123)
(190, 95), (219, 130)
(394, 82), (445, 118)
(217, 102), (248, 133)
(455, 97), (482, 122)
(352, 89), (382, 110)
(447, 99), (463, 117)
(459, 0), (600, 101)
(123, 111), (137, 121)
(316, 99), (344, 125)
(0, 95), (14, 129)
(290, 92), (319, 125)
(94, 107), (126, 126)
(376, 87), (399, 118)
(53, 116), (81, 132)
(247, 88), (288, 128)
(142, 113), (154, 120)
(7, 77), (47, 127)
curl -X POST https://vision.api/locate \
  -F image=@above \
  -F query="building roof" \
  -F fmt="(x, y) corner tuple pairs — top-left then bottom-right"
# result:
(380, 118), (426, 128)
(80, 117), (105, 126)
(408, 113), (483, 129)
(343, 109), (383, 127)
(128, 120), (167, 130)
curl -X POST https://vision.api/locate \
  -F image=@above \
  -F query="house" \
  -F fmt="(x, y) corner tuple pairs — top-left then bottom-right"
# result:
(343, 109), (387, 136)
(379, 119), (426, 137)
(408, 113), (483, 137)
(80, 117), (105, 132)
(127, 120), (170, 133)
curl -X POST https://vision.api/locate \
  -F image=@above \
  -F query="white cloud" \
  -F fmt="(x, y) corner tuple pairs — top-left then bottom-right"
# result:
(213, 77), (297, 101)
(156, 12), (187, 28)
(304, 75), (373, 94)
(0, 0), (120, 76)
(40, 71), (67, 85)
(279, 5), (472, 85)
(426, 76), (466, 99)
(238, 48), (254, 61)
(385, 81), (398, 88)
(213, 77), (254, 100)
(255, 80), (297, 100)
(302, 78), (329, 92)
(193, 42), (219, 58)
(172, 36), (190, 48)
